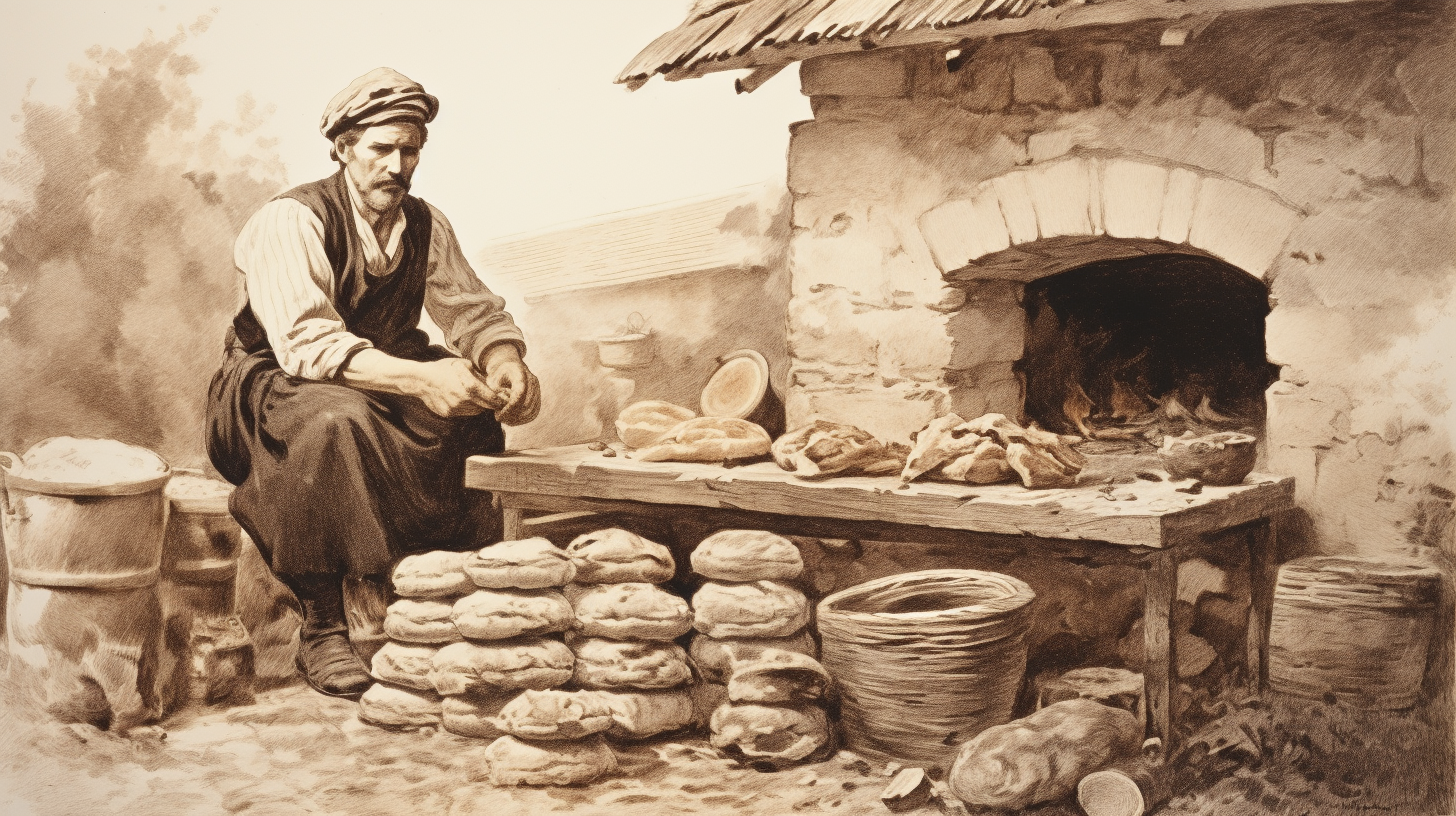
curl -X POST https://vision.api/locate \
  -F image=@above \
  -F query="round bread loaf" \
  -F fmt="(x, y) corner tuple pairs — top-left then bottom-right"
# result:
(568, 636), (693, 690)
(491, 689), (614, 740)
(384, 599), (462, 644)
(484, 734), (617, 786)
(359, 682), (443, 729)
(565, 528), (675, 584)
(688, 630), (818, 684)
(593, 689), (696, 740)
(571, 582), (693, 641)
(452, 589), (573, 640)
(465, 538), (576, 589)
(726, 649), (832, 704)
(691, 530), (804, 581)
(692, 581), (811, 639)
(391, 550), (475, 598)
(442, 690), (515, 740)
(709, 702), (833, 768)
(429, 638), (575, 696)
(369, 641), (440, 691)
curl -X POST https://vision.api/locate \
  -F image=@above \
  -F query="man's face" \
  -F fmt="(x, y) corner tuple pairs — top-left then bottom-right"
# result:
(339, 122), (422, 214)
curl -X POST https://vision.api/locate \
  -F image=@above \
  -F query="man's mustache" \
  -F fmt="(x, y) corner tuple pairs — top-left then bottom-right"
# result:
(373, 175), (410, 193)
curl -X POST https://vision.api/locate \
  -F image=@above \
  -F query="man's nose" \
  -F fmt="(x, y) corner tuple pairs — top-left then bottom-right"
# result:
(383, 150), (402, 174)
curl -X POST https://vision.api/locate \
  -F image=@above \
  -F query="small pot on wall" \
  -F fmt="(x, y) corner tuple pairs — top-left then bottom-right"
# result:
(594, 313), (656, 370)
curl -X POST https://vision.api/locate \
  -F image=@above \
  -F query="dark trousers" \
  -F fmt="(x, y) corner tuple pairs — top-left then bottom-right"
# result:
(206, 348), (504, 579)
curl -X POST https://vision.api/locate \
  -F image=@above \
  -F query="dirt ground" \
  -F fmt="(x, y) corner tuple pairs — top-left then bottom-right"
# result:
(1, 678), (1449, 816)
(0, 667), (1448, 816)
(0, 679), (901, 816)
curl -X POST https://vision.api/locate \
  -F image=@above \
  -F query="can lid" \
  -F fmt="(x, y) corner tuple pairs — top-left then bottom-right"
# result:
(166, 471), (234, 515)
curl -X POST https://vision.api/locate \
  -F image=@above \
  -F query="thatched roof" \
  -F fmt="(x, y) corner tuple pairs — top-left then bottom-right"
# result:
(617, 0), (1376, 89)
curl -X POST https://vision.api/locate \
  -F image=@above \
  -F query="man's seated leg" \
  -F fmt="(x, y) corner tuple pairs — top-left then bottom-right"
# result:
(278, 573), (372, 699)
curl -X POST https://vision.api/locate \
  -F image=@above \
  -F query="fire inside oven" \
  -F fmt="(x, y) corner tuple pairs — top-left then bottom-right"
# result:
(1020, 253), (1278, 454)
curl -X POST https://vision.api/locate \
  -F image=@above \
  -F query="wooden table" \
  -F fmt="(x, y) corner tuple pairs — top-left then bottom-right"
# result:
(465, 445), (1294, 746)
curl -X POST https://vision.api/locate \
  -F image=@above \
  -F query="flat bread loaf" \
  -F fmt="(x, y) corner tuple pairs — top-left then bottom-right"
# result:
(392, 551), (475, 599)
(565, 528), (675, 584)
(465, 538), (576, 589)
(383, 599), (462, 644)
(491, 690), (614, 740)
(442, 690), (515, 740)
(633, 417), (771, 463)
(429, 638), (575, 695)
(691, 580), (811, 639)
(484, 734), (617, 786)
(593, 689), (696, 740)
(709, 703), (833, 768)
(358, 683), (442, 729)
(688, 631), (819, 684)
(369, 642), (440, 691)
(451, 589), (573, 641)
(568, 636), (693, 690)
(691, 529), (804, 581)
(571, 582), (693, 641)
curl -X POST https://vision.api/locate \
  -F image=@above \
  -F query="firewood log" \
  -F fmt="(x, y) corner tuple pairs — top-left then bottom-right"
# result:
(880, 767), (932, 812)
(1077, 755), (1170, 816)
(946, 699), (1142, 811)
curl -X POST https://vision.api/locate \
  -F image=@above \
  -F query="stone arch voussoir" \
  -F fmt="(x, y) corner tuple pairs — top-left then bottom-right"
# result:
(918, 155), (1306, 281)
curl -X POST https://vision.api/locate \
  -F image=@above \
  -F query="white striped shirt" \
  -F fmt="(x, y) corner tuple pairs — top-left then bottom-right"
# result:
(233, 187), (525, 380)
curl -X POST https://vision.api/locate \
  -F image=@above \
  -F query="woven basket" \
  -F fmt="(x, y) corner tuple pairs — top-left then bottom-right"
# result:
(1268, 555), (1442, 710)
(817, 569), (1036, 769)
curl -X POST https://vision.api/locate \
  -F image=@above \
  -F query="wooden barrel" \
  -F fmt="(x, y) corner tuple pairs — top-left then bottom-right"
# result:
(1268, 555), (1441, 710)
(817, 569), (1035, 769)
(163, 471), (241, 584)
(0, 452), (169, 589)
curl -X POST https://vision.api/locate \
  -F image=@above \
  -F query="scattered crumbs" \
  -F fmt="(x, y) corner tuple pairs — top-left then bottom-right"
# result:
(798, 773), (819, 786)
(1135, 471), (1163, 482)
(1176, 482), (1204, 495)
(601, 448), (617, 457)
(586, 441), (607, 451)
(896, 483), (911, 491)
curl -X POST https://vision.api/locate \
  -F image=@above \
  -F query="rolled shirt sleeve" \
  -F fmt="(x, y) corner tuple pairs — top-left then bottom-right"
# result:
(234, 199), (374, 380)
(422, 203), (527, 366)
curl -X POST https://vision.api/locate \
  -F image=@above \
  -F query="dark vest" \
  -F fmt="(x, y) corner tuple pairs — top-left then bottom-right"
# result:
(231, 170), (434, 363)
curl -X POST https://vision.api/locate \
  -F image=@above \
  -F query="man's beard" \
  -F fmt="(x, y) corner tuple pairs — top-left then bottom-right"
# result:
(364, 179), (408, 211)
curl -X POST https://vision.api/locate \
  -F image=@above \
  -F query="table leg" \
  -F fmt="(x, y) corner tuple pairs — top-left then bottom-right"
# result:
(502, 506), (526, 542)
(1144, 549), (1178, 751)
(1246, 517), (1276, 694)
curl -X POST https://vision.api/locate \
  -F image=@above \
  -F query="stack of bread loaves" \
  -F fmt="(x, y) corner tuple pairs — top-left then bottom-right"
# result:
(690, 530), (837, 769)
(562, 528), (698, 745)
(358, 543), (578, 750)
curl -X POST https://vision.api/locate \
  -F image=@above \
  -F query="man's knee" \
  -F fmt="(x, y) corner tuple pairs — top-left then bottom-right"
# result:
(294, 384), (380, 438)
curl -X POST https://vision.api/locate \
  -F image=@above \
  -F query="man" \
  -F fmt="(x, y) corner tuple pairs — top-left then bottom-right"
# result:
(207, 68), (540, 699)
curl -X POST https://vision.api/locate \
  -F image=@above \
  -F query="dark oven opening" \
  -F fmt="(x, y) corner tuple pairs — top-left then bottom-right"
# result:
(1021, 253), (1278, 457)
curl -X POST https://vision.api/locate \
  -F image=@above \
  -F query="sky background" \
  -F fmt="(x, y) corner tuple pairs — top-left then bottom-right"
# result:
(0, 0), (811, 250)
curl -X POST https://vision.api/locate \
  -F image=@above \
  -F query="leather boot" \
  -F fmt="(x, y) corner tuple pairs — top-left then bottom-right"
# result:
(280, 573), (372, 700)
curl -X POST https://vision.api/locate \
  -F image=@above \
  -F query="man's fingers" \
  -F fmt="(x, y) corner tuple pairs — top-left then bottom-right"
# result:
(463, 379), (496, 408)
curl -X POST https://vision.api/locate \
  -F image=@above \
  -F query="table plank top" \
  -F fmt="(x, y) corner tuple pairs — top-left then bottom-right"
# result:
(465, 446), (1294, 549)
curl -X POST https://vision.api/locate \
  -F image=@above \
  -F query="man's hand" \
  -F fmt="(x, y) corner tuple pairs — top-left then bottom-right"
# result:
(482, 343), (540, 426)
(411, 357), (502, 418)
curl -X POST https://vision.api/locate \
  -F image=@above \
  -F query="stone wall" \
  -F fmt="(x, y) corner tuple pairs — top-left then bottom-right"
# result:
(493, 189), (792, 450)
(785, 0), (1456, 561)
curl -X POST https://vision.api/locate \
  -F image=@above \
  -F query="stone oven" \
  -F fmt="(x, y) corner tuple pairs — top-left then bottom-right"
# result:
(618, 0), (1454, 563)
